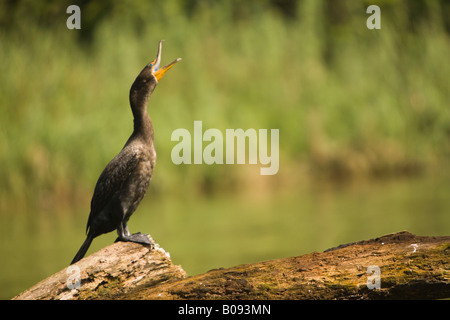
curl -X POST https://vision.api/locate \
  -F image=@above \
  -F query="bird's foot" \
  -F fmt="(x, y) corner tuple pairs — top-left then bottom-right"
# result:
(115, 232), (154, 247)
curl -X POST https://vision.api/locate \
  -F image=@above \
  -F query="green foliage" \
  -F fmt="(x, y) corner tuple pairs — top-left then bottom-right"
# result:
(0, 0), (449, 209)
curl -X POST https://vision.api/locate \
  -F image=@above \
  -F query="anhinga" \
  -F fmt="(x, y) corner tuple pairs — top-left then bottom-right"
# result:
(71, 41), (181, 265)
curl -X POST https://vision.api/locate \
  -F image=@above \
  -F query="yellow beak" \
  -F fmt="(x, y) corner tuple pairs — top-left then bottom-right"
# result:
(152, 40), (181, 82)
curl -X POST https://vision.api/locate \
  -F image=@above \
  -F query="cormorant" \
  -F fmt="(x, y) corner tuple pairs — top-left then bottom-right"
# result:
(71, 41), (181, 265)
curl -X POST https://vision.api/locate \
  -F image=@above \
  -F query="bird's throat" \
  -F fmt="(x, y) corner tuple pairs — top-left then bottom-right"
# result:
(133, 111), (153, 142)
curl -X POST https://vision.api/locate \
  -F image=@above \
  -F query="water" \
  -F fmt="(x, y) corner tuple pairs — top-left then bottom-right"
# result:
(1, 172), (449, 299)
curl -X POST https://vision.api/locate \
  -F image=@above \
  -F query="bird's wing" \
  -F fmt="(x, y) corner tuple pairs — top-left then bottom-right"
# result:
(86, 147), (141, 233)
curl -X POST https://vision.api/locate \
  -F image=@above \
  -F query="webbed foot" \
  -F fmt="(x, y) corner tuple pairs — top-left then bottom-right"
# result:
(115, 232), (154, 247)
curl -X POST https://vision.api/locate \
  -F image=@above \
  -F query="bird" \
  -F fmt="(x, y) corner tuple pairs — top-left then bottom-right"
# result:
(71, 41), (181, 265)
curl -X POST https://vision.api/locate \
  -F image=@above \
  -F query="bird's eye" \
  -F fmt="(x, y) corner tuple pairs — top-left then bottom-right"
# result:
(149, 63), (153, 68)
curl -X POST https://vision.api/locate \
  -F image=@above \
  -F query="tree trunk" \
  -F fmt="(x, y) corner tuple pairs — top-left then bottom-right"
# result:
(13, 231), (450, 300)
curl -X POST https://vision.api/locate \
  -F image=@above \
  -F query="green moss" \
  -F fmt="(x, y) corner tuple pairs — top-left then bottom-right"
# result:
(257, 283), (276, 292)
(438, 243), (450, 252)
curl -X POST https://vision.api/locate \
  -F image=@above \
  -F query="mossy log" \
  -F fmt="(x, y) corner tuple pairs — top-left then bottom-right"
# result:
(13, 238), (187, 300)
(13, 231), (450, 300)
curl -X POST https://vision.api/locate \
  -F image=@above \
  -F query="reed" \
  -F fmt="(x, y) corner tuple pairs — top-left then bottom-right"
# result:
(0, 0), (449, 209)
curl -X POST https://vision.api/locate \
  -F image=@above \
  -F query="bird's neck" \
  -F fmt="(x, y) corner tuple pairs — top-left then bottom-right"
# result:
(129, 78), (156, 144)
(131, 101), (154, 144)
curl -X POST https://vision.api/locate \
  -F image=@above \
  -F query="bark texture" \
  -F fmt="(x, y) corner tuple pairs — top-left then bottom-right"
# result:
(13, 237), (186, 300)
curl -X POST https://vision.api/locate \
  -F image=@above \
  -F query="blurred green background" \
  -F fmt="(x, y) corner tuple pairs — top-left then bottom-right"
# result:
(1, 0), (450, 299)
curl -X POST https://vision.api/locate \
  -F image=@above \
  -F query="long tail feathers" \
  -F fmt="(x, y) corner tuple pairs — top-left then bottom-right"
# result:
(70, 234), (94, 265)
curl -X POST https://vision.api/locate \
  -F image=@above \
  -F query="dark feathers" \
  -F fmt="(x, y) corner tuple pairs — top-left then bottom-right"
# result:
(86, 147), (141, 234)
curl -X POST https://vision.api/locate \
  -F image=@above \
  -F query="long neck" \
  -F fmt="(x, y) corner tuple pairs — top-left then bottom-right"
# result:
(130, 91), (154, 144)
(133, 108), (153, 138)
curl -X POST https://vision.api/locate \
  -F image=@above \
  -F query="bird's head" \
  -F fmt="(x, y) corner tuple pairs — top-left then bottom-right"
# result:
(149, 40), (182, 82)
(130, 40), (181, 108)
(135, 40), (181, 86)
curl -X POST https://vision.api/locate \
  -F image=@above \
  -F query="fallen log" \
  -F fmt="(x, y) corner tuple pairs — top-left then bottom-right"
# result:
(13, 231), (450, 300)
(13, 238), (186, 300)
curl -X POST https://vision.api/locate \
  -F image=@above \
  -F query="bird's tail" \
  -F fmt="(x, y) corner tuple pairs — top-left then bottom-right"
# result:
(70, 234), (94, 265)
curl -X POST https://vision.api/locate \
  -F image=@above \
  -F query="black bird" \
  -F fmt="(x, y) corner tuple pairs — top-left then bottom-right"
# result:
(71, 41), (181, 265)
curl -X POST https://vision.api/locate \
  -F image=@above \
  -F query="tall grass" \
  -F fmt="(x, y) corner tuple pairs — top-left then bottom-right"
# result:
(1, 0), (449, 210)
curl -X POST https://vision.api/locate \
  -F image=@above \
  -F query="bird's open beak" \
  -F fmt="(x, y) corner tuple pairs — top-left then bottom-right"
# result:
(152, 40), (181, 82)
